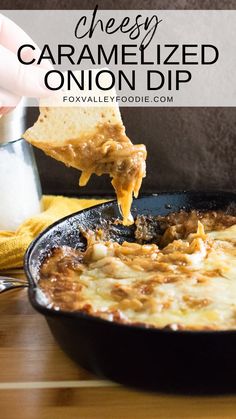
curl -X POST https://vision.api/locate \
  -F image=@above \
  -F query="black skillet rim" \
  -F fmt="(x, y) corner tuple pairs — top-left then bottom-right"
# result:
(24, 190), (236, 336)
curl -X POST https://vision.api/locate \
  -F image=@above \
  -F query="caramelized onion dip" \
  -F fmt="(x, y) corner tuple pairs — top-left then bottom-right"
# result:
(39, 210), (236, 331)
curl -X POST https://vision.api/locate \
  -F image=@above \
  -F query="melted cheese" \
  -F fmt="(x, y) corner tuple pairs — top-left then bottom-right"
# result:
(24, 120), (147, 225)
(39, 219), (236, 331)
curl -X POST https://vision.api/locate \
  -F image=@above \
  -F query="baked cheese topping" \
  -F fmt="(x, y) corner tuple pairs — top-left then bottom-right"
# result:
(39, 211), (236, 331)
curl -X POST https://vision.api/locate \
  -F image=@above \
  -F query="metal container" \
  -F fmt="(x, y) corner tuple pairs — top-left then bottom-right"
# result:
(0, 105), (42, 230)
(0, 103), (26, 145)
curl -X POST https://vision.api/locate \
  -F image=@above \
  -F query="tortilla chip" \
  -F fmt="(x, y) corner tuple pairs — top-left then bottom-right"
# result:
(23, 105), (146, 225)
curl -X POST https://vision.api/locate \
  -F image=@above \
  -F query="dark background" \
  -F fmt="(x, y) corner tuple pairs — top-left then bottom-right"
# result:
(4, 0), (236, 196)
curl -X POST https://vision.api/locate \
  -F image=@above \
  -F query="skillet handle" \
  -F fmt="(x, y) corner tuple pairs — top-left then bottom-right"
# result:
(0, 277), (28, 294)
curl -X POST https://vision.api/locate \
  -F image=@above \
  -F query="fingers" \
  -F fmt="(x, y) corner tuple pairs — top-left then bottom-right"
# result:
(0, 87), (21, 110)
(0, 88), (20, 116)
(0, 13), (54, 107)
(0, 13), (52, 70)
(0, 106), (16, 117)
(0, 45), (51, 100)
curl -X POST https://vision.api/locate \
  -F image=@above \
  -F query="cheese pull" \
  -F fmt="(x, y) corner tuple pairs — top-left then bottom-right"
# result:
(23, 99), (146, 225)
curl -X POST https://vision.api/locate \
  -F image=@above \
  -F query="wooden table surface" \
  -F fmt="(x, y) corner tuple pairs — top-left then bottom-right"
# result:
(1, 281), (236, 418)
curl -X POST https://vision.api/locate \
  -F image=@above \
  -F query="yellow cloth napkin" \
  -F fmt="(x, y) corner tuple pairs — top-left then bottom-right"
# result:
(0, 195), (108, 270)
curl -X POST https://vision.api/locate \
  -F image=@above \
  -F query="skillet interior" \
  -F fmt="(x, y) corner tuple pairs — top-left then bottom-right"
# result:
(25, 191), (236, 393)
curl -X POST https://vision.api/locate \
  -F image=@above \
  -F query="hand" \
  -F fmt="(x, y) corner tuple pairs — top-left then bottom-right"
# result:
(0, 13), (52, 116)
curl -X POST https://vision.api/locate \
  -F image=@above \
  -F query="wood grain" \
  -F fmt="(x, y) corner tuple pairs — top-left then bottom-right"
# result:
(0, 289), (95, 382)
(1, 387), (236, 419)
(1, 277), (236, 418)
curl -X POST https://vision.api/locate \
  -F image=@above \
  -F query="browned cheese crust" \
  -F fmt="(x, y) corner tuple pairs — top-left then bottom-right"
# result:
(38, 210), (236, 331)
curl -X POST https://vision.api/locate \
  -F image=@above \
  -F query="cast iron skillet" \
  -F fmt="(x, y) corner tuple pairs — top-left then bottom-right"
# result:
(24, 191), (236, 393)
